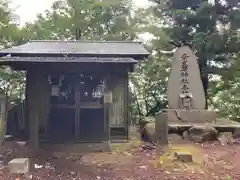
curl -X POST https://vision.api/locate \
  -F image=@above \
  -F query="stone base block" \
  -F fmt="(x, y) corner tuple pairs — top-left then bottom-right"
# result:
(8, 158), (30, 174)
(155, 113), (168, 145)
(162, 109), (216, 123)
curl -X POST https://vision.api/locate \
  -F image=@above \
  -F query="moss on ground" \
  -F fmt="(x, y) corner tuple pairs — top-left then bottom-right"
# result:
(153, 143), (204, 172)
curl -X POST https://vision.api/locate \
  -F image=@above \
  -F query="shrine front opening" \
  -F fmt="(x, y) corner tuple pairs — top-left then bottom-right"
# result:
(47, 73), (105, 143)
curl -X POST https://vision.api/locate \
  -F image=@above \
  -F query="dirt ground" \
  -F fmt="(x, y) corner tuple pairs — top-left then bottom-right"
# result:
(1, 136), (240, 180)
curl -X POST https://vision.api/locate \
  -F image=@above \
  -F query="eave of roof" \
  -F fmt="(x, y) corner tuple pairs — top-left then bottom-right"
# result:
(0, 40), (150, 60)
(0, 56), (137, 63)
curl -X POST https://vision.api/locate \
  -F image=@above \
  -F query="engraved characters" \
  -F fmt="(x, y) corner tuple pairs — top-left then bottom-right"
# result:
(179, 53), (193, 109)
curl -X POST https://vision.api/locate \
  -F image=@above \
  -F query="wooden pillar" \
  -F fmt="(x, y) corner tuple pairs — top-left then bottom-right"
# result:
(74, 82), (80, 139)
(123, 73), (129, 139)
(38, 73), (51, 137)
(24, 71), (30, 140)
(103, 76), (112, 142)
(28, 71), (40, 149)
(28, 70), (51, 148)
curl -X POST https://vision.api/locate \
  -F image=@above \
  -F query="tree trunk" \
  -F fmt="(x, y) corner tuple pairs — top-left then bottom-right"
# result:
(201, 73), (208, 109)
(0, 94), (8, 153)
(199, 57), (208, 109)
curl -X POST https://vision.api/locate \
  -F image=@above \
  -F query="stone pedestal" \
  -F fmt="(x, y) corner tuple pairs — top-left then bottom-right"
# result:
(162, 109), (216, 123)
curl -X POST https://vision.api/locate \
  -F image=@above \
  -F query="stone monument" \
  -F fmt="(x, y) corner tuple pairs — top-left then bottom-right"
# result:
(153, 45), (240, 144)
(164, 45), (216, 124)
(168, 46), (205, 109)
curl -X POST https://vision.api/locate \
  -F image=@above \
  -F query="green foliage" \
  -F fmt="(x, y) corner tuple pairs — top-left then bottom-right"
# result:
(0, 0), (25, 105)
(1, 0), (240, 121)
(21, 0), (136, 40)
(130, 47), (170, 116)
(135, 0), (240, 119)
(0, 0), (19, 48)
(0, 66), (25, 104)
(150, 0), (240, 75)
(209, 56), (240, 121)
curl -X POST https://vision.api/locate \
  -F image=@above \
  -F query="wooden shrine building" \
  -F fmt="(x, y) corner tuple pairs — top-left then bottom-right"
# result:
(0, 40), (149, 148)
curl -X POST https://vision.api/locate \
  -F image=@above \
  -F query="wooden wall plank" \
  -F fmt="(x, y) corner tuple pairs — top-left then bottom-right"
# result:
(109, 73), (128, 129)
(109, 77), (124, 128)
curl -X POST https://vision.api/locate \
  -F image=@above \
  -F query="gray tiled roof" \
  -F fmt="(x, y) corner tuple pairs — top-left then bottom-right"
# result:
(0, 40), (149, 59)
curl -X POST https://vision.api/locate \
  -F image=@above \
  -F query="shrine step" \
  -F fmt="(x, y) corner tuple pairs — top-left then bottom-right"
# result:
(110, 127), (127, 140)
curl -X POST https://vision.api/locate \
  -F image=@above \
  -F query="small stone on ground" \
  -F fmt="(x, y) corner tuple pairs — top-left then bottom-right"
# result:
(8, 158), (30, 174)
(217, 132), (234, 145)
(174, 152), (193, 162)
